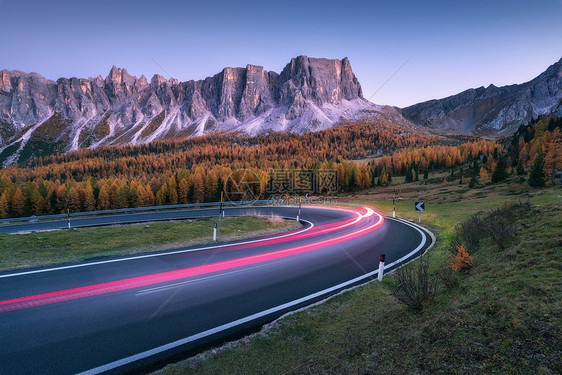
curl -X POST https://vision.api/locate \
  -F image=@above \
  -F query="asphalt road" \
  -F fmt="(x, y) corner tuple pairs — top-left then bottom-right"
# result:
(0, 205), (432, 374)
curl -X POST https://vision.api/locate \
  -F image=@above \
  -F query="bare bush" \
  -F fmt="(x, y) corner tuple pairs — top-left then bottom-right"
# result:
(390, 256), (439, 310)
(460, 215), (485, 250)
(483, 204), (523, 249)
(485, 216), (517, 249)
(459, 202), (528, 251)
(511, 200), (531, 215)
(487, 205), (516, 223)
(487, 201), (530, 224)
(437, 266), (459, 290)
(266, 214), (285, 227)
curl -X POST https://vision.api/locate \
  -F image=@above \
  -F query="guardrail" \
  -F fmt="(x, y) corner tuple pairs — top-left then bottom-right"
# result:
(0, 199), (281, 224)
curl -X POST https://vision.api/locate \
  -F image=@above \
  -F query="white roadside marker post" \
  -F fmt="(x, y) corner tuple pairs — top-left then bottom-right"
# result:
(297, 196), (301, 222)
(213, 222), (217, 241)
(378, 254), (385, 282)
(67, 208), (71, 229)
(393, 192), (396, 218)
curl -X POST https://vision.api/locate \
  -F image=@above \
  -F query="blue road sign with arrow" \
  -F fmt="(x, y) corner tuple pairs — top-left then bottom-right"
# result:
(415, 202), (425, 211)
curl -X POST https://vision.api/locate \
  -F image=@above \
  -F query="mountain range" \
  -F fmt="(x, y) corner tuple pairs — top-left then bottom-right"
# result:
(1, 56), (561, 165)
(0, 56), (405, 165)
(401, 57), (562, 135)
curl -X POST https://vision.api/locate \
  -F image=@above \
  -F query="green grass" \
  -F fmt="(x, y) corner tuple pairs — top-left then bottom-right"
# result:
(0, 216), (300, 272)
(153, 178), (561, 375)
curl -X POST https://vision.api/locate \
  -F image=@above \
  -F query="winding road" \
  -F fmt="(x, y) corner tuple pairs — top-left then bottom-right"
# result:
(0, 205), (432, 374)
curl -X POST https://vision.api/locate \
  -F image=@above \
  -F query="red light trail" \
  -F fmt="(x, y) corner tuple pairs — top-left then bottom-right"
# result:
(0, 207), (383, 313)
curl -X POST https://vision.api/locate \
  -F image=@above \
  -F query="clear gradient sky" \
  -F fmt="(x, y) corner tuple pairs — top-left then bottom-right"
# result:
(1, 0), (561, 107)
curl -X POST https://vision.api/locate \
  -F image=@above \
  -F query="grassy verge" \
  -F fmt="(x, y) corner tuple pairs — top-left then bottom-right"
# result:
(154, 178), (561, 374)
(0, 215), (300, 272)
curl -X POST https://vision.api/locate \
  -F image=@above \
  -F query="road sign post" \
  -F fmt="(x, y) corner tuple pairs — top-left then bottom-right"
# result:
(415, 201), (425, 223)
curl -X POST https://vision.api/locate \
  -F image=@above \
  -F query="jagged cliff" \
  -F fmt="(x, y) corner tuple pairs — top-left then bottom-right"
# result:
(401, 58), (562, 135)
(0, 56), (398, 165)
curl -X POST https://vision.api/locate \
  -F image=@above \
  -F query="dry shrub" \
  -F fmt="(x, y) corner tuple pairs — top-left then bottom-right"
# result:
(460, 202), (529, 251)
(460, 215), (485, 250)
(437, 266), (459, 290)
(487, 206), (516, 223)
(486, 201), (530, 224)
(485, 205), (521, 249)
(451, 244), (473, 271)
(266, 214), (285, 227)
(390, 256), (438, 310)
(485, 216), (517, 249)
(244, 210), (286, 227)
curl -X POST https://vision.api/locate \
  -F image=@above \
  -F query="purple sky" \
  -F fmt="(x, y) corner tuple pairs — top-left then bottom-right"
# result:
(1, 0), (561, 107)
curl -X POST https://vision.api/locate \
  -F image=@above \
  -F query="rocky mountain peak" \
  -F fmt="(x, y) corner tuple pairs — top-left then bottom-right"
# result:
(279, 55), (362, 107)
(150, 74), (168, 87)
(105, 65), (122, 84)
(120, 68), (136, 86)
(0, 56), (392, 165)
(105, 66), (138, 87)
(137, 74), (148, 88)
(246, 64), (264, 72)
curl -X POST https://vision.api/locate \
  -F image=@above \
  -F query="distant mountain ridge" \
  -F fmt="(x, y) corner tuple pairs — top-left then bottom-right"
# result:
(0, 56), (403, 165)
(5, 56), (557, 166)
(401, 58), (562, 135)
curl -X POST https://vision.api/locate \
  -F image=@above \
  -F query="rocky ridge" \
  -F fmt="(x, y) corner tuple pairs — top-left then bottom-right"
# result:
(0, 56), (400, 165)
(401, 58), (562, 135)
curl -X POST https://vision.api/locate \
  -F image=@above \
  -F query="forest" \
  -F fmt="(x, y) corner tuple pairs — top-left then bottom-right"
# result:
(1, 115), (544, 219)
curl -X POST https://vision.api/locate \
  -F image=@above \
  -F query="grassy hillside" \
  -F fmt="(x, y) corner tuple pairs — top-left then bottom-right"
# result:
(154, 177), (561, 374)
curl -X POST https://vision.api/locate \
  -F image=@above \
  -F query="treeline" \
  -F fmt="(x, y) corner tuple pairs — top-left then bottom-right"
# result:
(507, 114), (562, 186)
(19, 118), (439, 182)
(0, 118), (500, 218)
